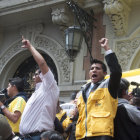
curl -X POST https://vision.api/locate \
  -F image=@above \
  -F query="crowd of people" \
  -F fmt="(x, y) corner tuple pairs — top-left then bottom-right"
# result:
(0, 37), (140, 140)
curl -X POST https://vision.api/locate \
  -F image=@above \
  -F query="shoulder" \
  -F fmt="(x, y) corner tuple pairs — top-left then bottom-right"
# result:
(13, 97), (26, 104)
(40, 69), (54, 80)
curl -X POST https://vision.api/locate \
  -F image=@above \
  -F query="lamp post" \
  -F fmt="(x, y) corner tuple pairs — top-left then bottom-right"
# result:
(65, 26), (83, 61)
(65, 0), (96, 62)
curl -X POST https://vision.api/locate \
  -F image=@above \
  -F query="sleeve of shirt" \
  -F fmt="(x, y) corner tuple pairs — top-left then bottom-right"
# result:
(40, 69), (57, 87)
(105, 49), (113, 56)
(40, 69), (59, 96)
(13, 97), (26, 114)
(105, 52), (122, 99)
(124, 104), (140, 125)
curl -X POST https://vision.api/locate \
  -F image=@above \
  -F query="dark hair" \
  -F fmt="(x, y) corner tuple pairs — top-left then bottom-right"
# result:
(118, 78), (130, 98)
(41, 131), (64, 140)
(35, 65), (41, 74)
(9, 77), (24, 92)
(91, 59), (107, 72)
(70, 92), (77, 100)
(37, 69), (41, 74)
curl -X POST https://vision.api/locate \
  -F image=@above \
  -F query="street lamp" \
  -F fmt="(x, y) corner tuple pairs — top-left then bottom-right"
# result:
(65, 0), (96, 62)
(65, 26), (83, 61)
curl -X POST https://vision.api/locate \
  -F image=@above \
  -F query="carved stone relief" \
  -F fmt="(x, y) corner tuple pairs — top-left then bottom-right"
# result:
(51, 5), (72, 27)
(0, 41), (22, 73)
(115, 38), (140, 71)
(0, 23), (71, 84)
(51, 5), (73, 47)
(103, 0), (131, 36)
(19, 23), (44, 42)
(34, 35), (71, 83)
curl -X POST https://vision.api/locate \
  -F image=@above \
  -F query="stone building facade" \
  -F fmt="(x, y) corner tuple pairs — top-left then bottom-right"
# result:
(0, 0), (140, 102)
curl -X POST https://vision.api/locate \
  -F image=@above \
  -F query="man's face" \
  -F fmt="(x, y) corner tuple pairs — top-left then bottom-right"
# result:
(7, 83), (15, 97)
(89, 63), (107, 83)
(33, 70), (42, 85)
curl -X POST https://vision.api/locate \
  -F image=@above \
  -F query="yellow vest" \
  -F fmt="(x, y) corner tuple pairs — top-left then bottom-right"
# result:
(76, 82), (118, 139)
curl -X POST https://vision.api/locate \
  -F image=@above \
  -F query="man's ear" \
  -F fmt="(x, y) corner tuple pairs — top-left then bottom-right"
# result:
(13, 85), (18, 92)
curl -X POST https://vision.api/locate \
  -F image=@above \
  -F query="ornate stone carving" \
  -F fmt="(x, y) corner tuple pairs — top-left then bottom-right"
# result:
(0, 41), (22, 73)
(51, 5), (73, 48)
(51, 5), (72, 27)
(0, 34), (71, 84)
(115, 38), (140, 70)
(19, 23), (44, 42)
(34, 35), (70, 83)
(103, 0), (131, 36)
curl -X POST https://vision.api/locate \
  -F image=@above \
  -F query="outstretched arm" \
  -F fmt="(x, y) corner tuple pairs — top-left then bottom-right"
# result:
(99, 38), (110, 51)
(21, 36), (48, 75)
(99, 38), (122, 99)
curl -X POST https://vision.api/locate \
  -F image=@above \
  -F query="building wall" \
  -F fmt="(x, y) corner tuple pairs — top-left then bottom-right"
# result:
(0, 0), (140, 102)
(103, 0), (140, 72)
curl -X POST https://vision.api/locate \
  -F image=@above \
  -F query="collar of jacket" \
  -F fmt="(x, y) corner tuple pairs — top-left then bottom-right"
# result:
(81, 79), (105, 103)
(81, 82), (91, 103)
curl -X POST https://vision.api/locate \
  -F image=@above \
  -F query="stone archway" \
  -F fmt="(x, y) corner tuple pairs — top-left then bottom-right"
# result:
(0, 35), (71, 89)
(115, 26), (140, 71)
(13, 52), (58, 94)
(130, 49), (140, 70)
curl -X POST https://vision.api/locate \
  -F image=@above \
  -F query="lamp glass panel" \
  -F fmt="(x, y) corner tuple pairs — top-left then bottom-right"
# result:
(68, 31), (74, 49)
(73, 31), (82, 50)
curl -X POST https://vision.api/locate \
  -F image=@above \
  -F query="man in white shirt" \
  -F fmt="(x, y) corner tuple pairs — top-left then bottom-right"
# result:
(19, 36), (59, 140)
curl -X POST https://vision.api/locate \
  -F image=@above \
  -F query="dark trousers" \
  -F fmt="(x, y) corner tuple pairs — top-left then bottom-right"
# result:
(81, 136), (113, 140)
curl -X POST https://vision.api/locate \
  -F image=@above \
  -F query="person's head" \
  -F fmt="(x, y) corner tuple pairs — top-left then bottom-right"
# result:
(56, 100), (62, 113)
(130, 87), (140, 107)
(70, 106), (78, 119)
(131, 87), (140, 97)
(0, 114), (13, 140)
(32, 69), (42, 85)
(131, 97), (140, 107)
(74, 91), (82, 105)
(41, 131), (64, 140)
(70, 92), (77, 103)
(7, 77), (24, 97)
(89, 59), (107, 83)
(118, 78), (130, 100)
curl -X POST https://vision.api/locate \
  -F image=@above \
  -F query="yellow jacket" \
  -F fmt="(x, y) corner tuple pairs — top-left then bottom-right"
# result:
(76, 81), (118, 139)
(7, 97), (26, 133)
(56, 110), (67, 122)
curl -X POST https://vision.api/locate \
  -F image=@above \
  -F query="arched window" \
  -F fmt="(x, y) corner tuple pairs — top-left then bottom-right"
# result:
(14, 52), (58, 95)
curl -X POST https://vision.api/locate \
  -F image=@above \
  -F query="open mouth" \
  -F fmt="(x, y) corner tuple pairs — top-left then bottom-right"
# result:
(92, 74), (97, 78)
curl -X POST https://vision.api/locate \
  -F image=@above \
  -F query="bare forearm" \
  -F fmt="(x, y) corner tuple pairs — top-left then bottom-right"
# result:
(21, 37), (49, 75)
(2, 108), (20, 123)
(28, 45), (48, 73)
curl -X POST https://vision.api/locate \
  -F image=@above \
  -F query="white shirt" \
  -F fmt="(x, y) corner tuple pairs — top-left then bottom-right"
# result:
(19, 69), (59, 135)
(86, 83), (94, 98)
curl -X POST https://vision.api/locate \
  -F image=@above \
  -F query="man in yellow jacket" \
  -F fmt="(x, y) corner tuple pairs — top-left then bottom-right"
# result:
(76, 38), (122, 140)
(0, 77), (27, 135)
